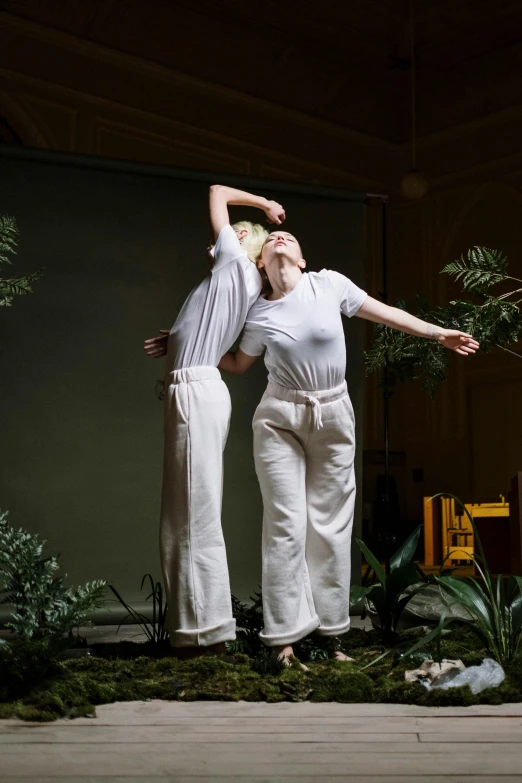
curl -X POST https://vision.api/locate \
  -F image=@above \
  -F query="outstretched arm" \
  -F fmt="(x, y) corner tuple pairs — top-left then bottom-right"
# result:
(209, 185), (285, 242)
(218, 349), (259, 375)
(356, 296), (480, 356)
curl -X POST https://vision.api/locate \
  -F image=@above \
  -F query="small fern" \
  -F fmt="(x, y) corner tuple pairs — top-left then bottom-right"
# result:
(0, 216), (44, 306)
(441, 246), (508, 293)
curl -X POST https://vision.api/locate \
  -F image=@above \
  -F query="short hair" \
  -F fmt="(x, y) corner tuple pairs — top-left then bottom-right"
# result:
(232, 221), (269, 263)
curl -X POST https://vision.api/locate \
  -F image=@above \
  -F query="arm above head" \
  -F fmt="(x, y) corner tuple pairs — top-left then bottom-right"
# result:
(355, 295), (481, 356)
(218, 348), (259, 375)
(209, 184), (286, 242)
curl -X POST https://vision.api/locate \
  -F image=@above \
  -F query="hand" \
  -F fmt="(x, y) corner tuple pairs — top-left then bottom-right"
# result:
(264, 200), (286, 225)
(144, 330), (169, 358)
(437, 329), (480, 356)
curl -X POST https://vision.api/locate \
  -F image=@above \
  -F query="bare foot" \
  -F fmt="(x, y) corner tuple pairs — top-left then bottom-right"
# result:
(172, 646), (206, 660)
(172, 641), (228, 659)
(206, 642), (227, 656)
(330, 650), (355, 662)
(273, 644), (309, 671)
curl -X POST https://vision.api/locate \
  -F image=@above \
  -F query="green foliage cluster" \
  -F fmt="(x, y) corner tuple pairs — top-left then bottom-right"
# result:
(0, 509), (107, 684)
(0, 216), (43, 307)
(395, 495), (522, 668)
(109, 574), (169, 647)
(365, 247), (522, 396)
(351, 525), (427, 643)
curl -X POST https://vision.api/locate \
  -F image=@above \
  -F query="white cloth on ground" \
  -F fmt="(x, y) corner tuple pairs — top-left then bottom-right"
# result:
(239, 269), (367, 391)
(160, 366), (236, 646)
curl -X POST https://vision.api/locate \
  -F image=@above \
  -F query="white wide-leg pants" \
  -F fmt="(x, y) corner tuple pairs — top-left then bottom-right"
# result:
(253, 380), (356, 647)
(160, 366), (236, 647)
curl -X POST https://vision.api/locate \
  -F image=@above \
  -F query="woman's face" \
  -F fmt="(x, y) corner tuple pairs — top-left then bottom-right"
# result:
(258, 231), (305, 272)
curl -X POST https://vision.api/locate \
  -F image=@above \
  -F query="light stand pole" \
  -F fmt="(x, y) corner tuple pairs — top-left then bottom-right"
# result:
(366, 194), (396, 570)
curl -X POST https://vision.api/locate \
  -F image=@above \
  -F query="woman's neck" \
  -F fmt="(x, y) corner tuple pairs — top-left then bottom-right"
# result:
(266, 265), (303, 301)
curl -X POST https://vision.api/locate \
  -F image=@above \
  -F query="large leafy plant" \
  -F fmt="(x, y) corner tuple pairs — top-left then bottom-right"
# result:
(0, 216), (43, 307)
(365, 247), (522, 395)
(401, 495), (522, 668)
(351, 525), (427, 643)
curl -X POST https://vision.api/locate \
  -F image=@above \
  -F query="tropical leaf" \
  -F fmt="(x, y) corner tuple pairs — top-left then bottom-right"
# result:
(356, 538), (386, 586)
(385, 563), (421, 604)
(349, 584), (374, 607)
(389, 525), (422, 570)
(435, 575), (493, 629)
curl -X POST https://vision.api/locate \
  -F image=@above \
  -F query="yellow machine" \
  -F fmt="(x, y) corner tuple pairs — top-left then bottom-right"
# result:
(423, 496), (509, 568)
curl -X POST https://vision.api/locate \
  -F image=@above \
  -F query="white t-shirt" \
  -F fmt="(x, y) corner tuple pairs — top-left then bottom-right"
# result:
(167, 225), (262, 370)
(239, 270), (367, 391)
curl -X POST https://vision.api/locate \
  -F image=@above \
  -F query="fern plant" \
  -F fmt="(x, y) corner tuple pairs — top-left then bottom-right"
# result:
(0, 509), (106, 650)
(0, 216), (44, 306)
(365, 246), (522, 396)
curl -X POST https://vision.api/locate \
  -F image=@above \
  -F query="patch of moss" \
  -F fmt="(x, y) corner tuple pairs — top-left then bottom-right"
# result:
(1, 629), (521, 721)
(310, 661), (375, 703)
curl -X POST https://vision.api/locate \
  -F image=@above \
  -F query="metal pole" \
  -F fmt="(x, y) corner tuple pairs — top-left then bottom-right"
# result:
(381, 199), (392, 572)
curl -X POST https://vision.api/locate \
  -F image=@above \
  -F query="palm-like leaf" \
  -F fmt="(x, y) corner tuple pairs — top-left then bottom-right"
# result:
(356, 538), (386, 586)
(441, 246), (508, 292)
(389, 525), (422, 570)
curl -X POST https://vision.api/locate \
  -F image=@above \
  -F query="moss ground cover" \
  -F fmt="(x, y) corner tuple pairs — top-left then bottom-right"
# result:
(1, 627), (521, 722)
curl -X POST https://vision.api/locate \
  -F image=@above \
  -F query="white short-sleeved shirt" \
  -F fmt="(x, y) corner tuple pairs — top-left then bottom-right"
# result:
(239, 269), (367, 391)
(167, 225), (262, 370)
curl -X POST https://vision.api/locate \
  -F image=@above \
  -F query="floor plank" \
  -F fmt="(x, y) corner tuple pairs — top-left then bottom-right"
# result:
(2, 700), (522, 781)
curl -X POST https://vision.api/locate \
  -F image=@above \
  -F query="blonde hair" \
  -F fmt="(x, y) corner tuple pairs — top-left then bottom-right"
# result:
(232, 221), (268, 263)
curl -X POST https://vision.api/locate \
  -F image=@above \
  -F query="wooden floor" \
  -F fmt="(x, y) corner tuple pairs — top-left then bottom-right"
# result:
(2, 700), (522, 782)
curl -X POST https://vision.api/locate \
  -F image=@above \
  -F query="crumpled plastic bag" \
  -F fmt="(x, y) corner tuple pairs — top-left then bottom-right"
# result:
(405, 658), (465, 686)
(419, 658), (505, 695)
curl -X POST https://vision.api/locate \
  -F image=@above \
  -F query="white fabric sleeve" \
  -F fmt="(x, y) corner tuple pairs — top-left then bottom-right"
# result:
(326, 269), (367, 317)
(239, 323), (265, 357)
(212, 224), (249, 271)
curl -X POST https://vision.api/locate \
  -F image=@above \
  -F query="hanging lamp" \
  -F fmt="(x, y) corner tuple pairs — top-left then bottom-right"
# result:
(400, 0), (429, 199)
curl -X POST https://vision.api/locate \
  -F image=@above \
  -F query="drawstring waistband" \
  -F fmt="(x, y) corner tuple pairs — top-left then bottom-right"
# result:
(165, 366), (221, 386)
(306, 396), (324, 430)
(265, 380), (348, 431)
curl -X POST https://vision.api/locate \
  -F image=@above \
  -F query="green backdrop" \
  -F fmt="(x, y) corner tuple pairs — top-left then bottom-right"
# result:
(0, 149), (367, 616)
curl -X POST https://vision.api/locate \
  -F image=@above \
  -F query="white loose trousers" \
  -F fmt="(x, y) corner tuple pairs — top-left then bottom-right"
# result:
(253, 380), (356, 647)
(160, 366), (236, 647)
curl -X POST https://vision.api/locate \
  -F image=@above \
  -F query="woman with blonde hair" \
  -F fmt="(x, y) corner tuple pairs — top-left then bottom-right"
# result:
(144, 186), (285, 658)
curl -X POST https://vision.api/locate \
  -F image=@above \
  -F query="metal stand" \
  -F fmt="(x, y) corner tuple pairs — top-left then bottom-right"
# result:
(366, 195), (396, 570)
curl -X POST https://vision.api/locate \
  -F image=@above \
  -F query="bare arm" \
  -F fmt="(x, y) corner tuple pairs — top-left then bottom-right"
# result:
(218, 348), (259, 375)
(356, 295), (480, 356)
(209, 185), (285, 241)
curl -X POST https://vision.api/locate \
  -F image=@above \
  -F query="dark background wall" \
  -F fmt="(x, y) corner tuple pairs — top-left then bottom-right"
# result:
(0, 151), (366, 603)
(1, 0), (521, 552)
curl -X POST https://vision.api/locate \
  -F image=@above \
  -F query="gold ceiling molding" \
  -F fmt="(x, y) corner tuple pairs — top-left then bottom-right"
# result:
(90, 116), (251, 174)
(0, 67), (391, 193)
(0, 11), (398, 152)
(0, 89), (50, 147)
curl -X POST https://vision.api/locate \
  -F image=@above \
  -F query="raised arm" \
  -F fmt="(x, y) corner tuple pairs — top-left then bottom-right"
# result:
(218, 349), (259, 375)
(356, 296), (480, 356)
(209, 185), (286, 242)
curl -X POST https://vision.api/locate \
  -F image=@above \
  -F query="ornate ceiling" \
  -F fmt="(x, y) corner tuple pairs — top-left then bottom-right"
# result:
(1, 0), (521, 142)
